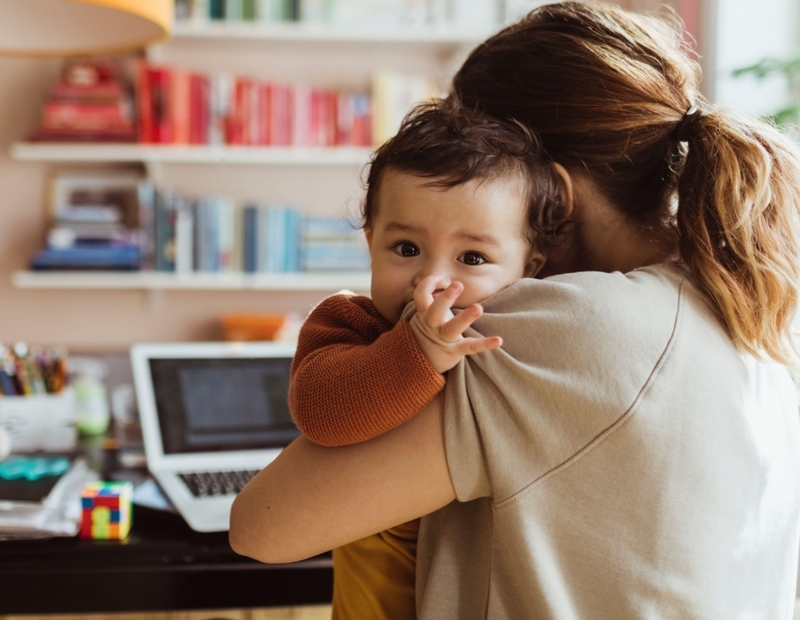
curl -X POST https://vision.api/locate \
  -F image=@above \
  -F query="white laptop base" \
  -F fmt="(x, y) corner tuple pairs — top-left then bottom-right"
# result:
(131, 342), (297, 532)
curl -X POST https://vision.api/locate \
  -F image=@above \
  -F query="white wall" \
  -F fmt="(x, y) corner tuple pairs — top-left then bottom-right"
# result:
(712, 0), (800, 115)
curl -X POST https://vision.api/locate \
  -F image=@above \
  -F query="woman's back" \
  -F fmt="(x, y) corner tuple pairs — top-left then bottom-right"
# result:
(417, 263), (800, 619)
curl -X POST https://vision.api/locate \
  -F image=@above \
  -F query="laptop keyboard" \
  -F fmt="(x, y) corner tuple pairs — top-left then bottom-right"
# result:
(179, 470), (259, 498)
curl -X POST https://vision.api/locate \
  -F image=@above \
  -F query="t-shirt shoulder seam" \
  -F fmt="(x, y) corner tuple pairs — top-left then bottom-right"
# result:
(494, 277), (687, 509)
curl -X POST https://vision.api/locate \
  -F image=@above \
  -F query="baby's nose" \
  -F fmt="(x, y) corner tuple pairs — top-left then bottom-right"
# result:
(413, 271), (452, 294)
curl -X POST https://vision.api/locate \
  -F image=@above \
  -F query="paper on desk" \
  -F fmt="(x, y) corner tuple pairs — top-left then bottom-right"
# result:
(0, 458), (98, 539)
(132, 477), (176, 513)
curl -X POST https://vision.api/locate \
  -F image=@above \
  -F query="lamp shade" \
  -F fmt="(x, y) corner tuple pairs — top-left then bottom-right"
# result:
(0, 0), (173, 57)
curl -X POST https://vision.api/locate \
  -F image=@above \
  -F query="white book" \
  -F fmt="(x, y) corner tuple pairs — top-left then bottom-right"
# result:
(175, 199), (195, 274)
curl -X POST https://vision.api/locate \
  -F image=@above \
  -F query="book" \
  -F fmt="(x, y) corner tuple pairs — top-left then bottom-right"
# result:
(155, 190), (178, 272)
(32, 59), (136, 143)
(30, 245), (141, 271)
(137, 181), (157, 270)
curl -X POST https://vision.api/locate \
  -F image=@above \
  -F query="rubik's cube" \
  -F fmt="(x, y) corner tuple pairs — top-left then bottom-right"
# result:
(80, 481), (133, 540)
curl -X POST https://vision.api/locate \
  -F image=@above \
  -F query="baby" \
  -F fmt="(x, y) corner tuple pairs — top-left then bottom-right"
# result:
(289, 97), (566, 619)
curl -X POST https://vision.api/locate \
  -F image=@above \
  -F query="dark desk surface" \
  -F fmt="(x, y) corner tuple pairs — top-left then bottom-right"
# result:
(0, 503), (333, 615)
(0, 439), (333, 616)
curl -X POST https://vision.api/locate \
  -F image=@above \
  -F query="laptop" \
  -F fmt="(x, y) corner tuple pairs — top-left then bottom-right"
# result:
(130, 341), (299, 532)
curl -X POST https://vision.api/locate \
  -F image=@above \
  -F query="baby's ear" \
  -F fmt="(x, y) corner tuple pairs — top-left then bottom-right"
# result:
(363, 226), (373, 249)
(524, 251), (546, 278)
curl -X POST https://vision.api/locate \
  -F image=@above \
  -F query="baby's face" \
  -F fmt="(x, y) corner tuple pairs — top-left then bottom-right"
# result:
(365, 171), (541, 324)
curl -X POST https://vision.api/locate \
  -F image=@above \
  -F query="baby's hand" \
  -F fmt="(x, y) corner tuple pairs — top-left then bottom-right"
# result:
(408, 275), (502, 374)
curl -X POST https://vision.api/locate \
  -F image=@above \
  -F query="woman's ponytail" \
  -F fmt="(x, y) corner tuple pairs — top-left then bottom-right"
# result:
(677, 109), (800, 366)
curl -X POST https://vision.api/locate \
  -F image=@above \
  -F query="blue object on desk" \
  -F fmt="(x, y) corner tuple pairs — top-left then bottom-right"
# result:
(0, 457), (71, 481)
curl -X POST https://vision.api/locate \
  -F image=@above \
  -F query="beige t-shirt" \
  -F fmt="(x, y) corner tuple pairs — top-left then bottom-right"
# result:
(416, 263), (800, 619)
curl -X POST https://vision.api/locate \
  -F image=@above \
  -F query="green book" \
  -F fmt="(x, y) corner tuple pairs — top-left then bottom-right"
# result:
(242, 0), (256, 20)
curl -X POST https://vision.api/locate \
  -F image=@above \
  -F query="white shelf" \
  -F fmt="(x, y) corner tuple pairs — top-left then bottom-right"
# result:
(9, 143), (374, 165)
(12, 270), (371, 292)
(172, 21), (491, 45)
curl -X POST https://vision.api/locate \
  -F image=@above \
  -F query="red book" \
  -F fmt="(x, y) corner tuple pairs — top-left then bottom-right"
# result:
(149, 67), (173, 144)
(292, 84), (311, 147)
(269, 83), (292, 147)
(351, 93), (372, 146)
(30, 128), (137, 142)
(41, 101), (130, 131)
(189, 74), (209, 145)
(171, 70), (191, 144)
(336, 92), (353, 146)
(228, 77), (253, 145)
(322, 90), (338, 147)
(135, 59), (153, 143)
(255, 82), (271, 145)
(50, 80), (125, 103)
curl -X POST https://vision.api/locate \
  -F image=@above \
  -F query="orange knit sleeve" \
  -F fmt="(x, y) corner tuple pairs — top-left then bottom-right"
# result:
(289, 294), (445, 447)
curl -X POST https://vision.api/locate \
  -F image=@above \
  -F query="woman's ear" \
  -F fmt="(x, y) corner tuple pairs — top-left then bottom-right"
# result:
(552, 162), (574, 219)
(363, 226), (372, 250)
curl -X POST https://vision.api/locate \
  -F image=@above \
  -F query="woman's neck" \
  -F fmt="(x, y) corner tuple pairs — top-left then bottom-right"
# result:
(540, 173), (678, 277)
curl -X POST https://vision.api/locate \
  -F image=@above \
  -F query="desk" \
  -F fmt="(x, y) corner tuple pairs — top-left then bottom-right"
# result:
(0, 504), (333, 615)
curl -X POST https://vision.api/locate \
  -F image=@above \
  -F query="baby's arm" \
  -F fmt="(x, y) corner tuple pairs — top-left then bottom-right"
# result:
(408, 276), (503, 373)
(289, 294), (445, 447)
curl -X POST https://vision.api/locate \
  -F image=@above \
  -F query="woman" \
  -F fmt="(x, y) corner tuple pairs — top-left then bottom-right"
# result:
(230, 2), (800, 617)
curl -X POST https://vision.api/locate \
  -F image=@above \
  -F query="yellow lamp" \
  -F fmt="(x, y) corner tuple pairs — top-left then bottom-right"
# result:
(0, 0), (173, 57)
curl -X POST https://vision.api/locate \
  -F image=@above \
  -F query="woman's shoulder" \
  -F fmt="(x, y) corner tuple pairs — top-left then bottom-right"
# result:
(476, 262), (694, 363)
(489, 262), (687, 314)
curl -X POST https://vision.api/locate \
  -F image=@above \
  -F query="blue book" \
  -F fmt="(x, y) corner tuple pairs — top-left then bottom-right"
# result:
(243, 205), (258, 273)
(266, 206), (283, 272)
(31, 246), (141, 271)
(285, 207), (301, 272)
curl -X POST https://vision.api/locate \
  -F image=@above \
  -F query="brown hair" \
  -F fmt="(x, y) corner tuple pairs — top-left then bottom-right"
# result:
(363, 97), (568, 254)
(452, 1), (800, 366)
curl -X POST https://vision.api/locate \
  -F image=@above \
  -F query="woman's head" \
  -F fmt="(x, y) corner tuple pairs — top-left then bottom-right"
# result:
(362, 98), (563, 323)
(453, 1), (800, 366)
(453, 1), (699, 230)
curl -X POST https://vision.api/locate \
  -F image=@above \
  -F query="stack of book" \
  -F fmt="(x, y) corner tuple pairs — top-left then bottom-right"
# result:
(137, 184), (366, 274)
(300, 215), (370, 271)
(243, 204), (303, 273)
(135, 61), (372, 146)
(31, 60), (137, 143)
(30, 203), (141, 271)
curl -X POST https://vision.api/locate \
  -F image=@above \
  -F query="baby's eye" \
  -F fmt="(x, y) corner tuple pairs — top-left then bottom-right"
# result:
(392, 242), (420, 257)
(458, 251), (487, 266)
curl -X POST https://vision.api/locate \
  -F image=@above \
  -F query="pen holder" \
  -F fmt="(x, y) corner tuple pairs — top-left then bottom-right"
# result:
(0, 391), (77, 453)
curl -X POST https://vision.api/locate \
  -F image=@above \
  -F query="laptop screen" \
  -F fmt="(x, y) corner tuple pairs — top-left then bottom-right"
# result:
(148, 356), (299, 454)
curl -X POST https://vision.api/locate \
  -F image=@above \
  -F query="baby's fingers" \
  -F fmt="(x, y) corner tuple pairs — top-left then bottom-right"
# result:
(414, 274), (451, 313)
(452, 335), (503, 358)
(438, 303), (483, 341)
(424, 281), (463, 327)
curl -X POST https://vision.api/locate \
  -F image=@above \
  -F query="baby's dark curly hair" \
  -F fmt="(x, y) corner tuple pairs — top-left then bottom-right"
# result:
(362, 97), (570, 255)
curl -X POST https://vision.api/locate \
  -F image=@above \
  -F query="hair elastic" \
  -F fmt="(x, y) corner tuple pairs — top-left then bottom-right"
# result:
(674, 105), (701, 143)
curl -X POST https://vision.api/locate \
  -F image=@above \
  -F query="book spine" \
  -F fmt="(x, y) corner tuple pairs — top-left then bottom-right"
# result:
(155, 190), (177, 272)
(171, 70), (191, 144)
(174, 197), (194, 274)
(149, 68), (174, 144)
(243, 205), (257, 272)
(135, 59), (154, 143)
(137, 181), (157, 271)
(209, 0), (225, 19)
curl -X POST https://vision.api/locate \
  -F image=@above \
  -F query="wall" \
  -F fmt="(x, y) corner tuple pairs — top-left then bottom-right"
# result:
(712, 0), (800, 114)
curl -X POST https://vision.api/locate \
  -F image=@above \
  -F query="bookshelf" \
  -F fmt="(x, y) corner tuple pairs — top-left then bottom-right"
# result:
(172, 21), (491, 47)
(12, 270), (371, 291)
(9, 143), (373, 165)
(4, 16), (476, 314)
